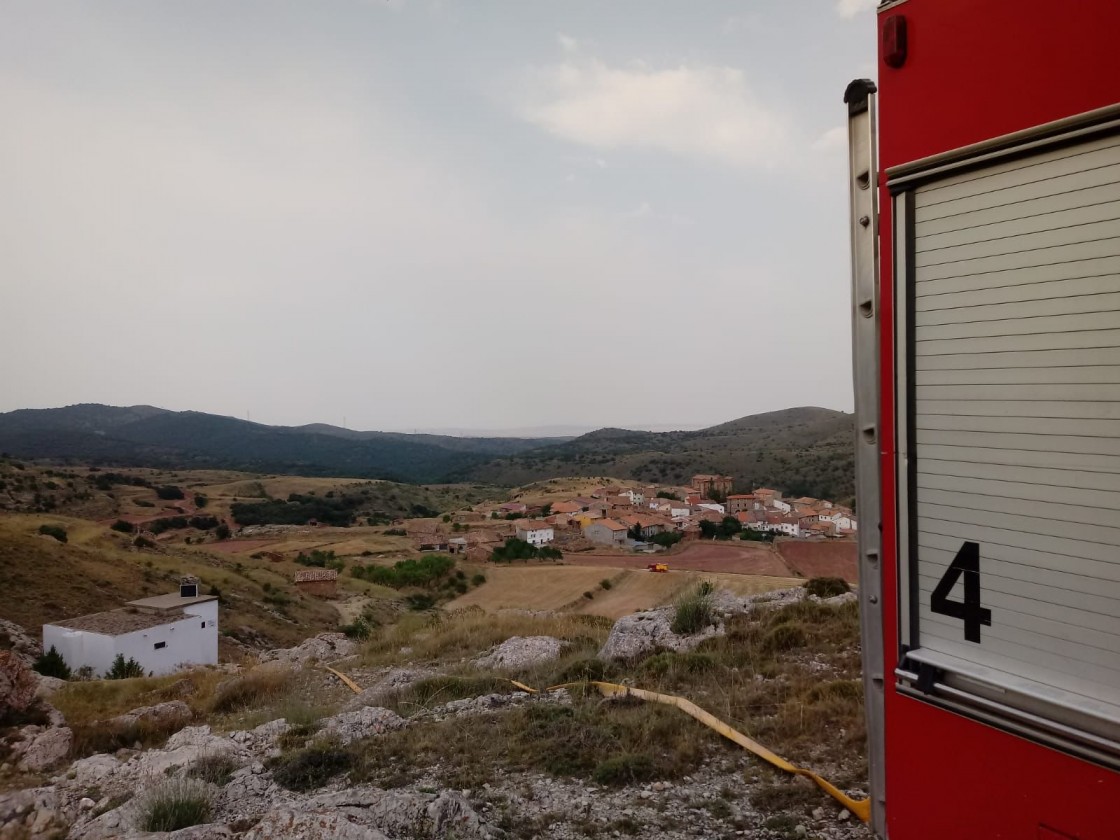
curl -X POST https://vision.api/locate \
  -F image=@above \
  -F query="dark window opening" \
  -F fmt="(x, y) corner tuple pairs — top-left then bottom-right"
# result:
(201, 621), (206, 628)
(154, 641), (167, 650)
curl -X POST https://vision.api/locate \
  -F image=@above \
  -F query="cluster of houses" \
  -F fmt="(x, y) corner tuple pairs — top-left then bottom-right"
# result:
(409, 475), (856, 556)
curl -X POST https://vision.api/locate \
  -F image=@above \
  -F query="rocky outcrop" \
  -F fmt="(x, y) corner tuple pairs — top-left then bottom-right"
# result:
(0, 651), (39, 719)
(0, 619), (41, 666)
(259, 634), (356, 666)
(106, 700), (193, 731)
(242, 810), (390, 839)
(473, 637), (563, 672)
(341, 668), (437, 711)
(319, 707), (405, 745)
(14, 725), (73, 772)
(597, 609), (720, 661)
(0, 786), (64, 840)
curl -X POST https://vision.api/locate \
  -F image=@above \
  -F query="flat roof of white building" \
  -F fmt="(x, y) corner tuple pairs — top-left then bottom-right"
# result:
(47, 607), (188, 636)
(127, 593), (218, 610)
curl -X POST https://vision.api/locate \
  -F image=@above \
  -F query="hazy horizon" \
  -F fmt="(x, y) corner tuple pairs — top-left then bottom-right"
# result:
(1, 1), (876, 430)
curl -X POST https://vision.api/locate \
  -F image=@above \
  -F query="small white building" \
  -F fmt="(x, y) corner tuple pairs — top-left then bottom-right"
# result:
(43, 579), (218, 678)
(515, 521), (555, 546)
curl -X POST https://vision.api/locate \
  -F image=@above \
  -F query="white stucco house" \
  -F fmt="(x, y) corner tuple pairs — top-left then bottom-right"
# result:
(43, 578), (218, 677)
(515, 521), (555, 546)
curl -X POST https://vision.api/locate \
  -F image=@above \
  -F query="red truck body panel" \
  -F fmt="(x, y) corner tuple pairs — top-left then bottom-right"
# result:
(874, 2), (1120, 837)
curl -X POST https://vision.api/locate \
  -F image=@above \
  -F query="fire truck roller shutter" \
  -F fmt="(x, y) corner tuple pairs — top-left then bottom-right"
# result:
(897, 125), (1120, 764)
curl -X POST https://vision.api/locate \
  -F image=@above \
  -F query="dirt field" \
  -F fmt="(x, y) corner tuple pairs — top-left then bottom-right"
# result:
(565, 541), (795, 577)
(776, 539), (859, 583)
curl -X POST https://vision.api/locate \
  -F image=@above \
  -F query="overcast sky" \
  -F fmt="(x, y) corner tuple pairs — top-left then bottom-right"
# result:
(0, 0), (877, 434)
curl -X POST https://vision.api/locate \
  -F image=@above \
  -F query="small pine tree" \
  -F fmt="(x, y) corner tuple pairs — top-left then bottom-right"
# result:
(33, 646), (71, 680)
(105, 653), (146, 680)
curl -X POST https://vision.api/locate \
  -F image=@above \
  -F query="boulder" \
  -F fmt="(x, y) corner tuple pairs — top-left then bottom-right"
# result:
(597, 609), (721, 661)
(473, 636), (563, 671)
(258, 634), (356, 666)
(0, 786), (62, 840)
(33, 676), (67, 701)
(320, 707), (405, 745)
(0, 651), (39, 720)
(17, 725), (72, 772)
(107, 700), (192, 730)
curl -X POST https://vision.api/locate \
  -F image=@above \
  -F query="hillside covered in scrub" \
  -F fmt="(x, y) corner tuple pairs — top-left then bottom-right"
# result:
(0, 582), (870, 840)
(0, 404), (855, 501)
(453, 407), (856, 502)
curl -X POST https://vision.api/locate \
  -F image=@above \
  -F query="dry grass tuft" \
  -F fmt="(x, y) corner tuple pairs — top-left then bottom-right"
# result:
(209, 667), (292, 714)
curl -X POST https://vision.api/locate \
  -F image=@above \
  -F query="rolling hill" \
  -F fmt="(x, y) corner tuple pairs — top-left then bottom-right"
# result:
(451, 407), (856, 501)
(0, 405), (568, 484)
(0, 404), (855, 499)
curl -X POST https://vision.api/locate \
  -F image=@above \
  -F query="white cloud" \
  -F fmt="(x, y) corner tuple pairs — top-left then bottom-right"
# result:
(836, 0), (877, 19)
(557, 33), (579, 53)
(520, 55), (790, 171)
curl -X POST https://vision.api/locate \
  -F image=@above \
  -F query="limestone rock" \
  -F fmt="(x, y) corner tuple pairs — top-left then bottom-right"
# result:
(342, 668), (436, 711)
(258, 634), (356, 666)
(0, 650), (39, 719)
(474, 636), (563, 672)
(18, 726), (72, 772)
(33, 676), (67, 701)
(597, 609), (720, 661)
(0, 618), (42, 665)
(242, 809), (390, 839)
(107, 700), (192, 730)
(320, 707), (405, 745)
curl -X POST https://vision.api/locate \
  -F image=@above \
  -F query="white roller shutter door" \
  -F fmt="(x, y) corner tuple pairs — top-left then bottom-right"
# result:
(897, 127), (1120, 759)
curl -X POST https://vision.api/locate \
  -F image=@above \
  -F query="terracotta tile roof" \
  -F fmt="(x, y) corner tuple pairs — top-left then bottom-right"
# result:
(294, 569), (339, 583)
(516, 521), (553, 532)
(551, 502), (583, 514)
(49, 608), (188, 636)
(593, 518), (628, 532)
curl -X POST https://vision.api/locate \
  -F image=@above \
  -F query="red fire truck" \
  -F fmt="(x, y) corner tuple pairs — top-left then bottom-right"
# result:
(846, 2), (1120, 837)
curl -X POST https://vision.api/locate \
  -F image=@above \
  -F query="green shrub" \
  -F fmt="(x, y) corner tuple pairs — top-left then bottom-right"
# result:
(105, 654), (145, 679)
(38, 524), (67, 543)
(215, 523), (231, 540)
(33, 646), (71, 680)
(135, 779), (211, 832)
(804, 577), (851, 599)
(193, 493), (209, 508)
(269, 738), (354, 791)
(133, 536), (155, 549)
(405, 594), (437, 611)
(353, 555), (454, 589)
(155, 485), (185, 500)
(671, 583), (715, 635)
(341, 620), (372, 640)
(592, 753), (657, 785)
(650, 531), (682, 548)
(600, 579), (613, 590)
(110, 519), (134, 534)
(470, 574), (486, 587)
(639, 651), (717, 678)
(761, 622), (809, 653)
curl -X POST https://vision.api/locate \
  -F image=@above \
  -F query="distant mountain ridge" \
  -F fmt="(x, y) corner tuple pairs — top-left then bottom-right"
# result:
(0, 404), (569, 483)
(451, 406), (856, 501)
(0, 404), (854, 497)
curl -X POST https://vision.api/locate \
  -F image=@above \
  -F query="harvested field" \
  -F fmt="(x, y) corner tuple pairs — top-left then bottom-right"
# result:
(776, 539), (859, 584)
(566, 541), (795, 577)
(445, 565), (801, 619)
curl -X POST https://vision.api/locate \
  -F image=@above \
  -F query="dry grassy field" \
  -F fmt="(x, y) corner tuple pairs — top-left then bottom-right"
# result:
(446, 565), (802, 619)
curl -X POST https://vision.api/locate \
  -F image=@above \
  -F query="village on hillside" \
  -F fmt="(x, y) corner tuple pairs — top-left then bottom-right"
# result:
(407, 474), (858, 562)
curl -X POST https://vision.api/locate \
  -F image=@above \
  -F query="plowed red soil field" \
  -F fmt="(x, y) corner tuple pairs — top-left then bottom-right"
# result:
(776, 539), (858, 583)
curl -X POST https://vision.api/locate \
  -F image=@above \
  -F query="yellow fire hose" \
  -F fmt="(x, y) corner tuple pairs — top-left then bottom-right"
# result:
(330, 669), (869, 822)
(518, 679), (869, 822)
